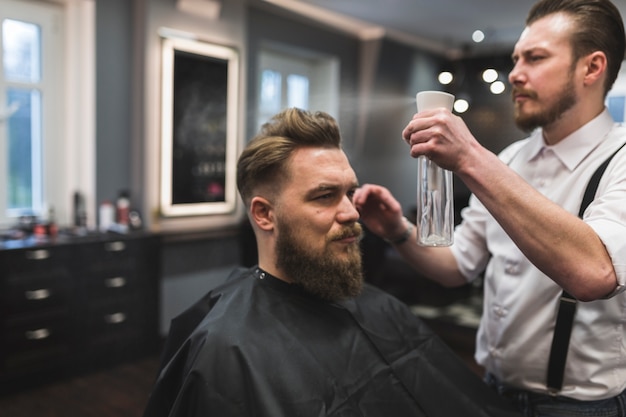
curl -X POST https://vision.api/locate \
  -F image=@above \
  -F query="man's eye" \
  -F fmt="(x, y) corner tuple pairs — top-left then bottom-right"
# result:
(315, 193), (332, 200)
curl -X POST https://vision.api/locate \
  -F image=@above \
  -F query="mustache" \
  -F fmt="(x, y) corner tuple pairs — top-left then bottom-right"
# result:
(511, 88), (538, 100)
(330, 223), (363, 241)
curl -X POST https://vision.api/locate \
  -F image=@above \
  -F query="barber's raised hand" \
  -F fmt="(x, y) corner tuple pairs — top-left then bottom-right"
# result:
(401, 108), (477, 173)
(353, 184), (407, 241)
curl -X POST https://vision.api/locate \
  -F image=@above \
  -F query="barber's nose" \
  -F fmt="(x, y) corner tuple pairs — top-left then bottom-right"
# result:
(508, 62), (524, 85)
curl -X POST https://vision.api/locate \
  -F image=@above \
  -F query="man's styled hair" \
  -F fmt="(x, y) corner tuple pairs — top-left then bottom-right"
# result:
(526, 0), (626, 96)
(236, 107), (342, 207)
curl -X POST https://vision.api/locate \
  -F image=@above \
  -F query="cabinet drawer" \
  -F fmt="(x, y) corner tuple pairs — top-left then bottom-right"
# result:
(78, 239), (148, 286)
(82, 296), (147, 348)
(1, 311), (73, 372)
(81, 239), (142, 269)
(2, 277), (72, 315)
(81, 271), (141, 299)
(0, 245), (73, 271)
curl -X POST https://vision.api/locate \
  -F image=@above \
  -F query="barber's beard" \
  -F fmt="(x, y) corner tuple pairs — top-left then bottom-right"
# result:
(514, 70), (577, 133)
(275, 220), (364, 302)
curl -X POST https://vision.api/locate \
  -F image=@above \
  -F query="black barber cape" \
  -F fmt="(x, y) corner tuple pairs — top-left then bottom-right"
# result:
(143, 267), (520, 417)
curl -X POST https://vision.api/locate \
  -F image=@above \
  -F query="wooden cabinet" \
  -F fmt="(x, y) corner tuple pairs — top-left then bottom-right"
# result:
(0, 233), (160, 392)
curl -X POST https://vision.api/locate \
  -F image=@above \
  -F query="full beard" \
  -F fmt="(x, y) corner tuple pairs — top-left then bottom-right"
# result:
(513, 71), (577, 133)
(275, 220), (364, 302)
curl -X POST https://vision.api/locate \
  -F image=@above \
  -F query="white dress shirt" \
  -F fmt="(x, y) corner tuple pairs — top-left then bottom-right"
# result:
(451, 109), (626, 400)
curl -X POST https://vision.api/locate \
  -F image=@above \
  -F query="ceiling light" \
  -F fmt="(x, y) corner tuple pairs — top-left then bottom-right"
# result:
(438, 71), (453, 85)
(472, 30), (485, 43)
(490, 81), (506, 94)
(454, 99), (469, 113)
(482, 68), (498, 83)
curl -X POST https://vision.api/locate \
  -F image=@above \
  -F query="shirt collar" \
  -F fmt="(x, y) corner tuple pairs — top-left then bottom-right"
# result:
(524, 109), (615, 171)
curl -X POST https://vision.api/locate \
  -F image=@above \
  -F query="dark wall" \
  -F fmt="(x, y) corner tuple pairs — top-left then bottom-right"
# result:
(95, 0), (134, 208)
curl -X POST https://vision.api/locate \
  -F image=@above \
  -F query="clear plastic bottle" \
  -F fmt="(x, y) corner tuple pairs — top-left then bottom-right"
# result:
(415, 91), (455, 246)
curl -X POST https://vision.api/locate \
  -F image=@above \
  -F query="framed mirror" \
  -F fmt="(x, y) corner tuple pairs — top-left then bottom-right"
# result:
(160, 35), (239, 217)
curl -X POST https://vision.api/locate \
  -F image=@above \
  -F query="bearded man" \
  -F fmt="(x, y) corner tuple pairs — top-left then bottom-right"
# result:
(142, 108), (521, 417)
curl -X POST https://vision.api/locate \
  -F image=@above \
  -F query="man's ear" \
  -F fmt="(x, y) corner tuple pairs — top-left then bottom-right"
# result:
(250, 196), (274, 231)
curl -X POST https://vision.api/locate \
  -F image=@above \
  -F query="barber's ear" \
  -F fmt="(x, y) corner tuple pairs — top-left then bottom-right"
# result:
(582, 51), (607, 87)
(250, 196), (274, 231)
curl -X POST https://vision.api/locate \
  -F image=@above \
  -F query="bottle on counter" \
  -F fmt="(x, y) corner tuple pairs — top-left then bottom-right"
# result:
(73, 191), (87, 229)
(47, 206), (58, 237)
(99, 200), (115, 232)
(116, 190), (130, 227)
(33, 206), (57, 239)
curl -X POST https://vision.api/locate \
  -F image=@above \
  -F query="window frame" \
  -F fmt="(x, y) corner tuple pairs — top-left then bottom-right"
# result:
(256, 44), (340, 131)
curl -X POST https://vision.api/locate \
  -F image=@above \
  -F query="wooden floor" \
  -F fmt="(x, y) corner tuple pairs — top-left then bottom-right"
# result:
(0, 355), (161, 417)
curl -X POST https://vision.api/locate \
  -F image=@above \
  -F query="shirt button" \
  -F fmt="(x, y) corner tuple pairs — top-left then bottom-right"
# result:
(504, 259), (520, 275)
(492, 305), (507, 318)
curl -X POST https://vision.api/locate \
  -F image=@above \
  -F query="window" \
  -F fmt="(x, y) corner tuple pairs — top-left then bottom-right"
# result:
(2, 18), (44, 218)
(287, 73), (310, 109)
(0, 0), (94, 229)
(257, 46), (339, 132)
(607, 96), (625, 123)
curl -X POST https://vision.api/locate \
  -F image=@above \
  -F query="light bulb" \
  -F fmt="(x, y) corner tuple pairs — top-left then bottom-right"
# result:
(438, 71), (453, 85)
(454, 99), (469, 113)
(482, 68), (498, 83)
(490, 81), (506, 94)
(472, 30), (485, 43)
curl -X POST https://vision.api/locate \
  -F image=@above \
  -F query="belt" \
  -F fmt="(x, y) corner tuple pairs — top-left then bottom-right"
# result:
(485, 373), (556, 401)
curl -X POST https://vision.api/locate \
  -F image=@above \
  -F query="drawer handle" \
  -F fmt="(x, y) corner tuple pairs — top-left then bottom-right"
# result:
(104, 241), (126, 252)
(25, 249), (50, 260)
(25, 288), (51, 300)
(104, 312), (127, 324)
(104, 277), (127, 288)
(25, 328), (51, 340)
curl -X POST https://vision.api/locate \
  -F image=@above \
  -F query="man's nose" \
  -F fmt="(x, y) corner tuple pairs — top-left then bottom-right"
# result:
(337, 196), (360, 223)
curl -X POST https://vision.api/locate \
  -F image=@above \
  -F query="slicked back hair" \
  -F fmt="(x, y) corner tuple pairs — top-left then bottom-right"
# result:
(526, 0), (625, 95)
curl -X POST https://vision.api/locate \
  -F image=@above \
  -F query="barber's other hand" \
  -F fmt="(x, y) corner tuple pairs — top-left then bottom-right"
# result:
(353, 184), (407, 241)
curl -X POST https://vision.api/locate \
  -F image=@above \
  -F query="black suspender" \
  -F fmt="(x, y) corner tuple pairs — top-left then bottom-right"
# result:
(546, 142), (626, 394)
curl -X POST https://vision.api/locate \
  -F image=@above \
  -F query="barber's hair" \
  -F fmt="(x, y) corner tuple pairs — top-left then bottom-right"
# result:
(526, 0), (625, 95)
(236, 107), (342, 207)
